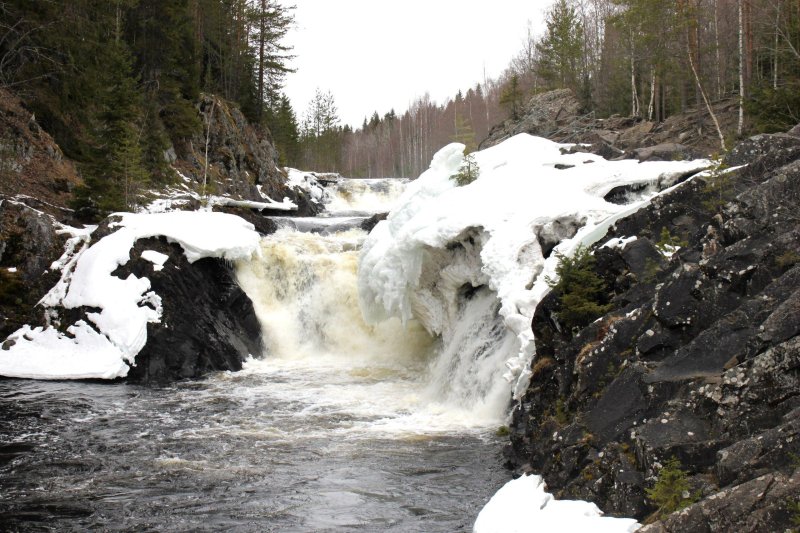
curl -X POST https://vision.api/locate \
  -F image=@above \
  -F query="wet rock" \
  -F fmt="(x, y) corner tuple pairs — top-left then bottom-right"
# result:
(114, 237), (262, 384)
(361, 212), (388, 233)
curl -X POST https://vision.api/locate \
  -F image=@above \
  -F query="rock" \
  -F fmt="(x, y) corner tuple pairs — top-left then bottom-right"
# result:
(629, 143), (701, 162)
(480, 89), (582, 149)
(110, 237), (262, 384)
(639, 471), (800, 533)
(0, 198), (66, 338)
(505, 131), (800, 525)
(0, 89), (81, 218)
(361, 212), (388, 233)
(169, 94), (310, 215)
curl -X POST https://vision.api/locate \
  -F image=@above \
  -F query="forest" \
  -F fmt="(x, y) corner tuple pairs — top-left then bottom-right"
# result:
(1, 0), (799, 198)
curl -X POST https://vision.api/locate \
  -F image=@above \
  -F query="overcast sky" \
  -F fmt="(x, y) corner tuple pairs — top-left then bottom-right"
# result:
(283, 0), (556, 128)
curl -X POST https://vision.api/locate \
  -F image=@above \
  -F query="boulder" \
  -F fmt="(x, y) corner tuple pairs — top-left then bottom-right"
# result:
(116, 237), (262, 384)
(639, 471), (800, 533)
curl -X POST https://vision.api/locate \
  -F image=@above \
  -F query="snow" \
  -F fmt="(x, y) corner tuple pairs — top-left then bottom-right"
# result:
(0, 211), (261, 380)
(356, 134), (710, 531)
(208, 195), (297, 211)
(141, 250), (169, 271)
(286, 168), (328, 203)
(473, 475), (641, 533)
(358, 133), (709, 399)
(603, 236), (638, 251)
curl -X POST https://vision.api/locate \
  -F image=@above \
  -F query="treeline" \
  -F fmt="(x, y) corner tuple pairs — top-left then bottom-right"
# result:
(293, 85), (507, 178)
(298, 0), (799, 177)
(505, 0), (800, 142)
(0, 0), (294, 213)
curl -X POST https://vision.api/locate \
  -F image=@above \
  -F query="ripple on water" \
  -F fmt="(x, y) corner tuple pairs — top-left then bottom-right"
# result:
(0, 375), (509, 532)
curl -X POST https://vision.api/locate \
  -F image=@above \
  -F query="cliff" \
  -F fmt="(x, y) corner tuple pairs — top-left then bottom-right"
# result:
(504, 129), (800, 530)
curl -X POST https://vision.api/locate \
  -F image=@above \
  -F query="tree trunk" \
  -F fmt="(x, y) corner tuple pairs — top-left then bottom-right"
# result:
(257, 0), (266, 121)
(738, 0), (745, 136)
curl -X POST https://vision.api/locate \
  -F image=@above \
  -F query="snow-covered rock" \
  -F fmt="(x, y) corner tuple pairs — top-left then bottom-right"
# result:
(358, 133), (709, 402)
(0, 211), (261, 380)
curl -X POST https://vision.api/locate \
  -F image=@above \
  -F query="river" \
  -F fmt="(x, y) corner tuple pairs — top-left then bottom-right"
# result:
(0, 177), (512, 532)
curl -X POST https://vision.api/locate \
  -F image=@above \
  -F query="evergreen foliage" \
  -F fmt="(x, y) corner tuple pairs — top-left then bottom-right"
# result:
(0, 0), (295, 215)
(546, 245), (612, 332)
(500, 74), (523, 120)
(536, 0), (585, 93)
(646, 457), (699, 519)
(452, 154), (480, 186)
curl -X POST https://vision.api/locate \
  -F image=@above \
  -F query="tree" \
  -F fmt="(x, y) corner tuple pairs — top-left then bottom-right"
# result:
(267, 93), (300, 166)
(78, 37), (148, 214)
(300, 88), (341, 170)
(250, 0), (294, 122)
(536, 0), (586, 93)
(500, 73), (524, 120)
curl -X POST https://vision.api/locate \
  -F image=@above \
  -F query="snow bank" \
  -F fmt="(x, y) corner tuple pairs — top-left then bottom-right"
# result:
(473, 475), (640, 533)
(358, 134), (709, 399)
(0, 211), (261, 380)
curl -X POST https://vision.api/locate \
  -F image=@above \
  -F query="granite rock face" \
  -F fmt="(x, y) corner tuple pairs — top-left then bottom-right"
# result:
(504, 130), (800, 528)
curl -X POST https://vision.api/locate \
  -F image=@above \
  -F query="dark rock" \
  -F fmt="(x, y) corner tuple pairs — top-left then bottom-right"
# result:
(505, 132), (800, 526)
(639, 470), (800, 533)
(620, 238), (665, 281)
(114, 237), (262, 384)
(361, 212), (388, 233)
(586, 367), (646, 443)
(0, 198), (66, 338)
(723, 133), (800, 168)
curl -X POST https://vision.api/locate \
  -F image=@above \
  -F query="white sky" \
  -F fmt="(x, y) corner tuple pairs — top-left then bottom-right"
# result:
(283, 0), (556, 128)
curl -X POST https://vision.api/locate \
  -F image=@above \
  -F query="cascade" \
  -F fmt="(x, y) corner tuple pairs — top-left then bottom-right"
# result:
(232, 175), (520, 431)
(235, 223), (514, 431)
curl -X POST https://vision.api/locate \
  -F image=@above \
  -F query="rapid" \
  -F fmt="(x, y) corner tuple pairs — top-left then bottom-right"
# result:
(0, 177), (512, 532)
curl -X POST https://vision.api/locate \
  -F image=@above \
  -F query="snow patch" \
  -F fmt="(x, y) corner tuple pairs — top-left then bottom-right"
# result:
(141, 250), (169, 271)
(473, 475), (641, 533)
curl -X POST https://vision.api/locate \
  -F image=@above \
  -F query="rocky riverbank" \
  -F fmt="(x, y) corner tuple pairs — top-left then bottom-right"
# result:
(504, 129), (800, 530)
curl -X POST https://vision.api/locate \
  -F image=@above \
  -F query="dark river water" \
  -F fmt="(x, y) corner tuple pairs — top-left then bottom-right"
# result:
(0, 371), (509, 532)
(1, 181), (515, 532)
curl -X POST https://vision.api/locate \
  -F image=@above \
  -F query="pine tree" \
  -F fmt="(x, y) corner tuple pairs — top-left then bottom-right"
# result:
(500, 73), (523, 120)
(78, 37), (148, 215)
(536, 0), (586, 93)
(268, 93), (300, 166)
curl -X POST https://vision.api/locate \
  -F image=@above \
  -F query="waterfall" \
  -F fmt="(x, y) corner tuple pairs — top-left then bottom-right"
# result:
(235, 226), (513, 432)
(324, 178), (409, 216)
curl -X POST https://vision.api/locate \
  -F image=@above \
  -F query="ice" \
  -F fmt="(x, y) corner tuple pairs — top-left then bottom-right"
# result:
(0, 211), (261, 380)
(473, 475), (641, 533)
(358, 134), (709, 401)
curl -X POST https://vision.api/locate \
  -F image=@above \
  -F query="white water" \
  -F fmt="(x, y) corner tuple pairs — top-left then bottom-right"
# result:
(324, 178), (409, 216)
(235, 225), (513, 434)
